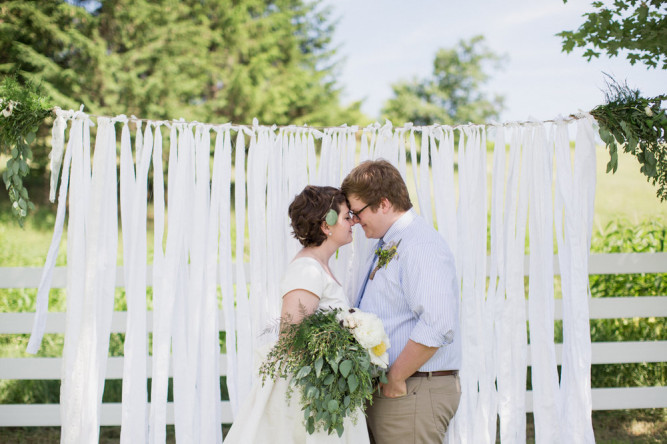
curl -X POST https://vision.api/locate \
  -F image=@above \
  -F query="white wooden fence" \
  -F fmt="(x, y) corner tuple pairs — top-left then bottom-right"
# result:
(1, 253), (666, 427)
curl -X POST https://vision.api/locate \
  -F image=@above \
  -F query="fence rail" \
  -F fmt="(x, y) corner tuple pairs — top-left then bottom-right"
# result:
(1, 253), (666, 427)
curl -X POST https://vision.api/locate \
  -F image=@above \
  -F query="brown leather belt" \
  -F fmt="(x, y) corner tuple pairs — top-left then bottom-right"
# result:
(411, 370), (458, 378)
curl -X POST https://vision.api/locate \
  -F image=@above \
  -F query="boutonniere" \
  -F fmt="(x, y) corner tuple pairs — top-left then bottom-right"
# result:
(370, 240), (401, 280)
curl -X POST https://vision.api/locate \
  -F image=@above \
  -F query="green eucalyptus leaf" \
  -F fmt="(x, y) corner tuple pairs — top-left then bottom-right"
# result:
(314, 357), (324, 377)
(347, 374), (359, 393)
(327, 399), (339, 413)
(295, 365), (311, 379)
(323, 374), (334, 385)
(328, 359), (338, 374)
(306, 385), (318, 399)
(339, 360), (353, 378)
(337, 377), (347, 391)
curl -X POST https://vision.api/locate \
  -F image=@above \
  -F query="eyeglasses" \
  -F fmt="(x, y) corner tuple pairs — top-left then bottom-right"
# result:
(349, 203), (371, 221)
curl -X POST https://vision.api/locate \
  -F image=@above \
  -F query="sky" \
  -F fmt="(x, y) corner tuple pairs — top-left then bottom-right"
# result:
(323, 0), (666, 123)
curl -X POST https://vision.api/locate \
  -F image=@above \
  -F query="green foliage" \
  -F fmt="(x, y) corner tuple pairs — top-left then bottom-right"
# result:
(558, 0), (667, 69)
(587, 218), (666, 389)
(0, 75), (52, 226)
(259, 309), (386, 437)
(381, 35), (505, 126)
(591, 77), (667, 202)
(0, 0), (362, 126)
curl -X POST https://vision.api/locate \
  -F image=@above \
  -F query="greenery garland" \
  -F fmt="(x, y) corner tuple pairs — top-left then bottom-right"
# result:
(590, 77), (667, 202)
(0, 76), (52, 227)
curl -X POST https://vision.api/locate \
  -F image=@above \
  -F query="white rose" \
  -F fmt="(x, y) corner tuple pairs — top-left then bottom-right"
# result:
(368, 334), (390, 368)
(349, 311), (385, 348)
(645, 106), (654, 117)
(12, 201), (19, 209)
(369, 348), (389, 369)
(1, 107), (11, 118)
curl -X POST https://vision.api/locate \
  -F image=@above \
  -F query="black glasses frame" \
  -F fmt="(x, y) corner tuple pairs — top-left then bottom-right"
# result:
(349, 203), (371, 221)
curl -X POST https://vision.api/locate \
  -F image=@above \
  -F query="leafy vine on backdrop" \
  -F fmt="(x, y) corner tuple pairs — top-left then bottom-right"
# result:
(0, 76), (52, 226)
(590, 76), (667, 202)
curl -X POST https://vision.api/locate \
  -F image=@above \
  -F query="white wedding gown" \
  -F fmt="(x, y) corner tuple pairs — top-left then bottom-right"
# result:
(223, 257), (370, 444)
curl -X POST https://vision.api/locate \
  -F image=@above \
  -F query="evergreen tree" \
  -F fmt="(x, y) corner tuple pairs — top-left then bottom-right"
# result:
(0, 0), (362, 125)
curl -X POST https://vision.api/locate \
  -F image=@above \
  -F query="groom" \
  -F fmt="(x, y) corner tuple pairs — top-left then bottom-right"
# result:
(342, 159), (461, 444)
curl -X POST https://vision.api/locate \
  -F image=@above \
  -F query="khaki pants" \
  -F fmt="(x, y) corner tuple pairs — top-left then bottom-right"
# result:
(366, 374), (461, 444)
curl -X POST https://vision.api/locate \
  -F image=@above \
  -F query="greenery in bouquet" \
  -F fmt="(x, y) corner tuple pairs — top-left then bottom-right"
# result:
(0, 75), (53, 226)
(259, 308), (389, 437)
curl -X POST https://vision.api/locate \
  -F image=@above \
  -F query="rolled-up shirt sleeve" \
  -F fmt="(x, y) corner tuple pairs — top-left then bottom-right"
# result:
(401, 241), (459, 348)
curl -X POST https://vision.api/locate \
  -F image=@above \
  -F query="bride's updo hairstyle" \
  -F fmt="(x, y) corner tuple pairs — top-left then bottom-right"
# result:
(289, 185), (347, 247)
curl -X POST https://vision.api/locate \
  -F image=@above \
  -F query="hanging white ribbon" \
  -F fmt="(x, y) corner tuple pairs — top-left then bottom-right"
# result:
(527, 123), (561, 443)
(148, 122), (169, 444)
(171, 123), (196, 442)
(218, 128), (239, 414)
(234, 130), (253, 399)
(27, 109), (74, 354)
(59, 113), (92, 443)
(48, 109), (68, 202)
(120, 121), (153, 443)
(555, 117), (596, 443)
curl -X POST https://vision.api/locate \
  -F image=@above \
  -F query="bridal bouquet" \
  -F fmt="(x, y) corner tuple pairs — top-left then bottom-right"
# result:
(259, 308), (390, 437)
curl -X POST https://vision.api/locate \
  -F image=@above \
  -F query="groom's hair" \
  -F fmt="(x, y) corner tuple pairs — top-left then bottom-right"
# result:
(341, 159), (412, 212)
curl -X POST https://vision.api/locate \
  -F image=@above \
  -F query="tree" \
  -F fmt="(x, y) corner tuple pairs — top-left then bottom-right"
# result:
(0, 0), (106, 113)
(558, 0), (667, 69)
(381, 35), (505, 127)
(0, 0), (362, 126)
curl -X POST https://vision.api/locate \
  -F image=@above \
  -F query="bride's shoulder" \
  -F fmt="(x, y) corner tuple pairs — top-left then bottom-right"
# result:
(283, 256), (324, 279)
(280, 257), (327, 299)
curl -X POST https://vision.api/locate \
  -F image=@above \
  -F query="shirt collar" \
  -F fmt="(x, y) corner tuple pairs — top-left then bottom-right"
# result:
(381, 208), (416, 244)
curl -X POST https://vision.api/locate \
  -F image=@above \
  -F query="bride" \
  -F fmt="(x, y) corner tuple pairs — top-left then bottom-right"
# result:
(223, 185), (370, 443)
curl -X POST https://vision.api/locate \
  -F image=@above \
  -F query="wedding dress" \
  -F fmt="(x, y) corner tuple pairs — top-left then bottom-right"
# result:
(223, 257), (370, 443)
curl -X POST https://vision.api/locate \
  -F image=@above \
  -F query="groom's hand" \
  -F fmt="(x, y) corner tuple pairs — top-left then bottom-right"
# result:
(380, 374), (407, 398)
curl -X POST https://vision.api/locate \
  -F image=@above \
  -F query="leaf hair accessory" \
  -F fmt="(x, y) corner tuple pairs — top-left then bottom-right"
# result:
(324, 195), (338, 226)
(325, 209), (338, 226)
(370, 240), (401, 280)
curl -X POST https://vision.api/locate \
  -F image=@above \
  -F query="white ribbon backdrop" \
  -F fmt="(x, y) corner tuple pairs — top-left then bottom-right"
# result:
(28, 110), (597, 444)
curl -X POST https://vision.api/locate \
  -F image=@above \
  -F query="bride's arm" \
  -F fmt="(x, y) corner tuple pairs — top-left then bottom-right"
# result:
(281, 289), (319, 325)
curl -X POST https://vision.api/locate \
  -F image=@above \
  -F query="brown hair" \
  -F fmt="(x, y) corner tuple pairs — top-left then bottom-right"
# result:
(289, 185), (347, 247)
(341, 159), (412, 212)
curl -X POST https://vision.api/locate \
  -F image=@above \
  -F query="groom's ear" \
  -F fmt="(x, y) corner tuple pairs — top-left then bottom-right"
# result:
(379, 197), (392, 213)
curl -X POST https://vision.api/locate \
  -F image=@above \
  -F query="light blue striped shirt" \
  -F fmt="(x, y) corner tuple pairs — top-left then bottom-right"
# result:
(357, 209), (461, 371)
